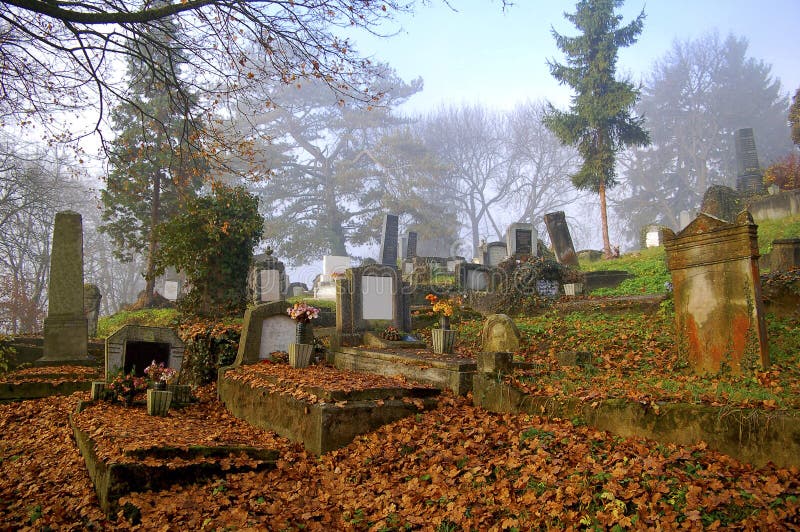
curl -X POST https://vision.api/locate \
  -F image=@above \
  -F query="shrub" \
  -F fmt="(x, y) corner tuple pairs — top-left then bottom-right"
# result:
(179, 319), (241, 385)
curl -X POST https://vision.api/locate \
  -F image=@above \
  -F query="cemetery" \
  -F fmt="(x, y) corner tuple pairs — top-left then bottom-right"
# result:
(0, 197), (799, 528)
(2, 0), (800, 528)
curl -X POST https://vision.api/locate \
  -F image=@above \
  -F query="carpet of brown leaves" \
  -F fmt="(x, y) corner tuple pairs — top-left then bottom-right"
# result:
(2, 388), (800, 529)
(0, 365), (101, 384)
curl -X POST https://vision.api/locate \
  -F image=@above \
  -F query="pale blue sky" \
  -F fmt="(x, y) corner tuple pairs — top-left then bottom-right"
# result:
(350, 0), (800, 113)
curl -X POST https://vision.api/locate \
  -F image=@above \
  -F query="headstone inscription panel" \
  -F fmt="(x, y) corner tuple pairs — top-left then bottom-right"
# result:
(362, 275), (394, 320)
(259, 315), (297, 358)
(259, 269), (282, 302)
(506, 223), (537, 259)
(163, 281), (179, 301)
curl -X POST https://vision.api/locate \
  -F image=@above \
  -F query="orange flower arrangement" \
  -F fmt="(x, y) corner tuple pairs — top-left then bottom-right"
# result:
(425, 294), (462, 330)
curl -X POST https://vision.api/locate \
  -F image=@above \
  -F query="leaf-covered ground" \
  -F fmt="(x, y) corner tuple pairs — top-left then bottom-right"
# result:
(458, 308), (800, 410)
(1, 389), (800, 529)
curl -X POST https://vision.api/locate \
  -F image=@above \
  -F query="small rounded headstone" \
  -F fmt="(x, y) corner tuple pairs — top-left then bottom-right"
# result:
(481, 314), (521, 353)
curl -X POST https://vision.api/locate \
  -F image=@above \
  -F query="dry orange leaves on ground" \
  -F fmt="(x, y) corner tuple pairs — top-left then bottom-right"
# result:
(2, 389), (800, 529)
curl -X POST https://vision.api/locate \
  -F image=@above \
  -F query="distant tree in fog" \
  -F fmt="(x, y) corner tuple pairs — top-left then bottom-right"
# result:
(615, 33), (792, 242)
(791, 88), (800, 147)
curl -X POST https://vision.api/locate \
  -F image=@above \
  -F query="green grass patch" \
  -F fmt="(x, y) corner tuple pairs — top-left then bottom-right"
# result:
(755, 214), (800, 256)
(96, 308), (181, 338)
(285, 297), (336, 310)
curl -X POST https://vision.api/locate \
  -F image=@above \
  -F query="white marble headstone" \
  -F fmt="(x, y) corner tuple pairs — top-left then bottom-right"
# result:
(487, 246), (507, 266)
(322, 255), (351, 283)
(259, 315), (296, 358)
(645, 230), (661, 248)
(362, 275), (393, 320)
(163, 281), (179, 301)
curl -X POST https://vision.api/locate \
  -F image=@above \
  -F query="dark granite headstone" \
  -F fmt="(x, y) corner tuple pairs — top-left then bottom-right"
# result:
(544, 211), (579, 267)
(406, 231), (418, 259)
(734, 128), (764, 195)
(379, 214), (399, 266)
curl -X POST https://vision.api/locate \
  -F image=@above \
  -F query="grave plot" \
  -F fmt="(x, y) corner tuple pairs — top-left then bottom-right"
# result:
(70, 395), (288, 515)
(330, 345), (476, 396)
(0, 365), (101, 401)
(218, 363), (439, 455)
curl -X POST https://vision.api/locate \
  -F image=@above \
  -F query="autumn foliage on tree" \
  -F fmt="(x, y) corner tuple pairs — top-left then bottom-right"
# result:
(152, 184), (264, 317)
(765, 153), (800, 191)
(543, 0), (650, 257)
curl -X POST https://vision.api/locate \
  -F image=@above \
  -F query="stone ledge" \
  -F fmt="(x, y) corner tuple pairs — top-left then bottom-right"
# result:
(218, 372), (439, 455)
(332, 347), (476, 395)
(472, 374), (800, 469)
(70, 406), (277, 515)
(0, 380), (92, 402)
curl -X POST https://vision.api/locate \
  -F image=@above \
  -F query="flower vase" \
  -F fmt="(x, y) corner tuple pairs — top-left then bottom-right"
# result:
(431, 328), (456, 354)
(440, 316), (451, 331)
(147, 389), (173, 416)
(90, 381), (106, 401)
(295, 321), (313, 345)
(289, 343), (314, 368)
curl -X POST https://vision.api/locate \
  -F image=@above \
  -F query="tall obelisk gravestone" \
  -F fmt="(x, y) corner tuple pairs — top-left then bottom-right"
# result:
(42, 211), (88, 360)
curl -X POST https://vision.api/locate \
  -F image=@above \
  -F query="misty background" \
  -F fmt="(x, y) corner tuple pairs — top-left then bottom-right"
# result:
(1, 1), (797, 332)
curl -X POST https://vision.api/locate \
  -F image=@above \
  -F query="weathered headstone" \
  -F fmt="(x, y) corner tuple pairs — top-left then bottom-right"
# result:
(543, 211), (579, 266)
(734, 128), (764, 195)
(480, 314), (521, 353)
(335, 265), (410, 338)
(42, 211), (88, 361)
(286, 282), (309, 298)
(406, 231), (418, 259)
(663, 211), (769, 375)
(162, 267), (182, 301)
(379, 214), (399, 266)
(701, 185), (744, 224)
(233, 301), (295, 366)
(484, 241), (507, 266)
(248, 250), (286, 304)
(506, 223), (537, 259)
(770, 238), (800, 271)
(455, 263), (491, 291)
(83, 284), (102, 338)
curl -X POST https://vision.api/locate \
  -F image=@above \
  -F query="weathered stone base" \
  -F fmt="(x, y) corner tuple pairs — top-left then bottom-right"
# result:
(331, 347), (476, 395)
(0, 380), (92, 402)
(70, 406), (277, 515)
(473, 374), (800, 469)
(42, 315), (88, 360)
(218, 371), (439, 455)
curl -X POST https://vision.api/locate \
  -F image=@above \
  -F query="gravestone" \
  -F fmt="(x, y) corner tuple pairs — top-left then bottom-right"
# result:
(662, 211), (769, 375)
(480, 314), (521, 353)
(506, 223), (536, 259)
(335, 265), (410, 339)
(322, 255), (352, 282)
(233, 301), (297, 365)
(770, 238), (800, 271)
(83, 284), (102, 338)
(406, 231), (418, 259)
(678, 210), (694, 230)
(455, 262), (491, 291)
(643, 225), (665, 248)
(543, 211), (579, 266)
(105, 325), (184, 380)
(379, 214), (399, 266)
(162, 267), (183, 301)
(734, 128), (764, 195)
(248, 249), (286, 304)
(286, 282), (309, 298)
(446, 257), (465, 273)
(42, 211), (88, 361)
(484, 241), (507, 267)
(701, 185), (744, 224)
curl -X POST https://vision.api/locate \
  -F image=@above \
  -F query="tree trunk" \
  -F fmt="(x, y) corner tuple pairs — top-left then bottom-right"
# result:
(599, 182), (612, 258)
(143, 171), (161, 304)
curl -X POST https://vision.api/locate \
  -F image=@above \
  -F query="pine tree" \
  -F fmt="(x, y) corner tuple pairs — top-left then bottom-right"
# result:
(100, 16), (207, 304)
(543, 0), (650, 257)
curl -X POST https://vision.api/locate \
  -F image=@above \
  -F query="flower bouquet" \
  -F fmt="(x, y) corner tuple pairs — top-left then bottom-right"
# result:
(144, 360), (177, 390)
(106, 371), (148, 406)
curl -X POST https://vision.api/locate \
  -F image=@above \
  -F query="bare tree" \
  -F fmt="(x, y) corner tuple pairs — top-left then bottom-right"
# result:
(0, 0), (430, 152)
(505, 101), (583, 237)
(0, 139), (86, 333)
(419, 104), (518, 255)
